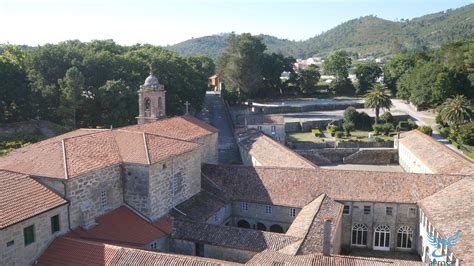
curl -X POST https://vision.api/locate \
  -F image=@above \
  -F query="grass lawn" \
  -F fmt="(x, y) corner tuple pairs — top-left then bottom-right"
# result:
(286, 132), (325, 143)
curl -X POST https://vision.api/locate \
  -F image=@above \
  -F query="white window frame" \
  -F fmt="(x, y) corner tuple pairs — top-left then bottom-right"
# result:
(386, 207), (393, 216)
(265, 205), (272, 214)
(364, 205), (371, 215)
(343, 205), (351, 215)
(351, 224), (368, 246)
(289, 208), (296, 217)
(408, 207), (416, 218)
(396, 226), (413, 249)
(241, 202), (249, 212)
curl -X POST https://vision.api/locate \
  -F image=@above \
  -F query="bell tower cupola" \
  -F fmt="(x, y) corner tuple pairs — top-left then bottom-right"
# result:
(137, 66), (166, 124)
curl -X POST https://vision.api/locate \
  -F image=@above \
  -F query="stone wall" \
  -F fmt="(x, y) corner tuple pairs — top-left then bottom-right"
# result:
(0, 120), (58, 137)
(123, 163), (151, 217)
(336, 141), (394, 149)
(169, 239), (195, 255)
(343, 149), (399, 165)
(253, 103), (365, 114)
(149, 148), (202, 221)
(339, 201), (418, 252)
(0, 205), (69, 266)
(297, 148), (359, 165)
(66, 165), (124, 229)
(35, 176), (65, 196)
(193, 133), (218, 164)
(206, 204), (232, 225)
(247, 124), (285, 143)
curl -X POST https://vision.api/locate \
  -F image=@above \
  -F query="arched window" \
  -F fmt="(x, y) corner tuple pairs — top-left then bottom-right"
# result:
(351, 224), (368, 246)
(374, 225), (390, 250)
(237, 220), (250, 229)
(158, 97), (163, 109)
(269, 224), (284, 233)
(144, 98), (151, 116)
(257, 222), (267, 231)
(397, 226), (413, 248)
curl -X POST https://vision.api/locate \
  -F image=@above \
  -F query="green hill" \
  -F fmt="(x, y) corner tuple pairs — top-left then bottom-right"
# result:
(167, 4), (474, 59)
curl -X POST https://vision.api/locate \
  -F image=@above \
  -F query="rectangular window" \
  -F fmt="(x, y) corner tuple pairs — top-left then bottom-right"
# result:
(289, 208), (296, 217)
(23, 225), (35, 246)
(100, 191), (108, 210)
(6, 240), (14, 247)
(51, 215), (60, 233)
(364, 206), (371, 215)
(150, 242), (158, 249)
(241, 202), (248, 212)
(343, 205), (350, 215)
(271, 126), (276, 132)
(408, 207), (416, 218)
(386, 207), (393, 216)
(265, 205), (272, 214)
(257, 126), (262, 131)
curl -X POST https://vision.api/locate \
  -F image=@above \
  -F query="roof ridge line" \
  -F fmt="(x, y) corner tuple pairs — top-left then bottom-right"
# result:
(294, 194), (326, 254)
(61, 140), (69, 179)
(143, 133), (151, 165)
(143, 132), (203, 145)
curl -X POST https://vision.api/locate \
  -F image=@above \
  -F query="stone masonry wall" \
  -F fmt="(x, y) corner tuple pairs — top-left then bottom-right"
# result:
(66, 165), (123, 229)
(193, 133), (218, 164)
(122, 164), (151, 217)
(148, 148), (202, 221)
(0, 205), (69, 266)
(343, 149), (399, 165)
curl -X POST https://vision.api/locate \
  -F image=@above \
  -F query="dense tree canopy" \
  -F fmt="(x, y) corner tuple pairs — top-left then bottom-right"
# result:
(353, 62), (382, 94)
(0, 40), (211, 127)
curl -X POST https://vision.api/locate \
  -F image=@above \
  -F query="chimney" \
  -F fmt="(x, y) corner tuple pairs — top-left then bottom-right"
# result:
(323, 217), (332, 256)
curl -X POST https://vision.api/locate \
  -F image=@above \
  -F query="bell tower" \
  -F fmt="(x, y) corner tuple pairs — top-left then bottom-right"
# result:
(137, 68), (166, 124)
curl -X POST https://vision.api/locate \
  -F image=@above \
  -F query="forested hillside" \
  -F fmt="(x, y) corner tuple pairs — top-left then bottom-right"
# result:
(168, 4), (474, 59)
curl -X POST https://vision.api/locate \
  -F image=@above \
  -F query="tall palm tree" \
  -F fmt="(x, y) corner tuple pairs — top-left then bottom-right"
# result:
(364, 84), (392, 124)
(439, 95), (472, 129)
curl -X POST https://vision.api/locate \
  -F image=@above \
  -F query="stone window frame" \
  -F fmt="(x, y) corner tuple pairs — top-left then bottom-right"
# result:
(386, 207), (393, 216)
(396, 225), (413, 249)
(363, 205), (371, 215)
(289, 208), (296, 217)
(351, 223), (368, 246)
(51, 214), (60, 234)
(241, 202), (249, 212)
(408, 207), (416, 218)
(265, 205), (272, 214)
(343, 205), (350, 215)
(23, 224), (35, 246)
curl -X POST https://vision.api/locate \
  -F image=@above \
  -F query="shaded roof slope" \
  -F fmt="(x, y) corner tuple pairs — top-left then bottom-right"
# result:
(0, 170), (67, 229)
(202, 164), (463, 207)
(399, 130), (474, 175)
(419, 177), (474, 263)
(238, 130), (317, 169)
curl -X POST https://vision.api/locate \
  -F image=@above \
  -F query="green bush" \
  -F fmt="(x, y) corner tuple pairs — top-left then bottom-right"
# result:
(343, 107), (359, 124)
(373, 124), (384, 135)
(407, 119), (418, 130)
(457, 122), (474, 145)
(417, 125), (433, 136)
(335, 131), (344, 138)
(311, 128), (322, 137)
(357, 112), (372, 130)
(327, 125), (338, 137)
(380, 112), (394, 124)
(343, 122), (355, 136)
(439, 127), (450, 138)
(381, 123), (393, 135)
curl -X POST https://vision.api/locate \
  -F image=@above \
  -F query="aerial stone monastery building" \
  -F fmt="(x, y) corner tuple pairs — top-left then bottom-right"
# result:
(0, 72), (472, 265)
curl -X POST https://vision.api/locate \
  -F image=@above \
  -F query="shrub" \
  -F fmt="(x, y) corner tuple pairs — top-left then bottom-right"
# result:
(417, 125), (433, 136)
(380, 112), (394, 124)
(343, 107), (359, 124)
(343, 122), (355, 136)
(407, 119), (418, 130)
(457, 122), (474, 145)
(327, 125), (338, 137)
(335, 131), (344, 138)
(439, 127), (450, 138)
(381, 123), (393, 135)
(311, 128), (321, 137)
(373, 124), (384, 135)
(357, 112), (372, 130)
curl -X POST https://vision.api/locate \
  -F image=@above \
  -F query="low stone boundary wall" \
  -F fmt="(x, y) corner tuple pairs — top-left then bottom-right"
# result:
(336, 141), (394, 148)
(297, 148), (399, 165)
(253, 103), (365, 114)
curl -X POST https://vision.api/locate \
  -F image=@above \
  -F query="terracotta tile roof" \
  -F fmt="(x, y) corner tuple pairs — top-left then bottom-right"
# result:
(0, 116), (209, 179)
(282, 194), (343, 255)
(0, 170), (67, 229)
(399, 130), (474, 175)
(246, 250), (424, 265)
(124, 115), (218, 141)
(68, 206), (169, 247)
(419, 177), (474, 263)
(238, 130), (317, 169)
(202, 164), (463, 207)
(37, 237), (235, 266)
(172, 220), (300, 252)
(247, 115), (285, 125)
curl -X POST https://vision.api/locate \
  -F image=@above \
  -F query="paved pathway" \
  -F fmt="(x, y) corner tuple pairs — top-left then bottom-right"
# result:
(197, 92), (241, 164)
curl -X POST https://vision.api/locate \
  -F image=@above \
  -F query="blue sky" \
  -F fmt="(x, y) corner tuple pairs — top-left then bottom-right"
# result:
(0, 0), (471, 46)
